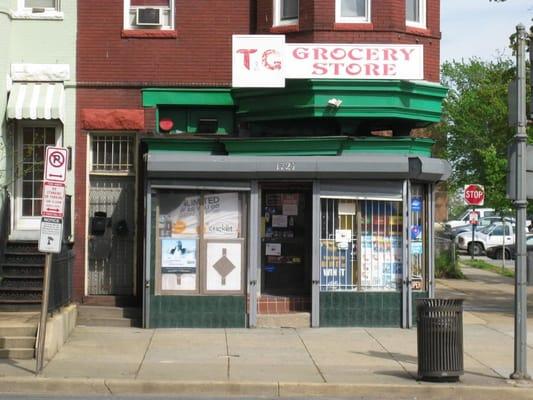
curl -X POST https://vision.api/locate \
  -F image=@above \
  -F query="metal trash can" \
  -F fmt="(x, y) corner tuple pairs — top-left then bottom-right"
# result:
(416, 298), (464, 381)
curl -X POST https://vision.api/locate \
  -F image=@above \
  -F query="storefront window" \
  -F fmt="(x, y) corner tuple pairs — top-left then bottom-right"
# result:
(410, 184), (426, 291)
(156, 190), (246, 294)
(320, 198), (403, 292)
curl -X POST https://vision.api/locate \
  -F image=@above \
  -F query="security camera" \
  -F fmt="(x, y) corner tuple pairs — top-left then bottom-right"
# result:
(327, 98), (342, 107)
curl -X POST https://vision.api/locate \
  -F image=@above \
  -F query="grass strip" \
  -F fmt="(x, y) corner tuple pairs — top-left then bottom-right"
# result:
(462, 259), (515, 278)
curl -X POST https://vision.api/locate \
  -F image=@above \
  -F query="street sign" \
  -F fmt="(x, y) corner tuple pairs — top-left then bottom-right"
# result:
(469, 211), (479, 225)
(38, 217), (63, 254)
(44, 146), (68, 183)
(41, 181), (65, 218)
(464, 184), (485, 206)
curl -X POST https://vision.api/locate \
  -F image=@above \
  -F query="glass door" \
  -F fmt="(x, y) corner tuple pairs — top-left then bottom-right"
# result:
(15, 125), (59, 231)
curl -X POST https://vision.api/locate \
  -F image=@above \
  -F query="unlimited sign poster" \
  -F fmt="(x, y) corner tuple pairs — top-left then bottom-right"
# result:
(204, 193), (240, 239)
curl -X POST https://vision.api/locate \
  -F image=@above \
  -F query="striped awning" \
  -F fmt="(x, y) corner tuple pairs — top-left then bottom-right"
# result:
(7, 82), (65, 122)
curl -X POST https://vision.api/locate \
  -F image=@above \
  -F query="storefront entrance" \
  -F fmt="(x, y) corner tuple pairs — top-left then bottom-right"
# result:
(258, 184), (312, 314)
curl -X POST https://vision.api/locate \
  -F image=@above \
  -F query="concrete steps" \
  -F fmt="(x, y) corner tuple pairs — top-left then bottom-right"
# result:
(256, 312), (311, 328)
(0, 324), (37, 360)
(77, 305), (141, 328)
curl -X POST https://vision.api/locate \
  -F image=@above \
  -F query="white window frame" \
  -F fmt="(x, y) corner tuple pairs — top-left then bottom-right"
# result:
(335, 0), (371, 24)
(406, 0), (426, 29)
(123, 0), (175, 31)
(273, 0), (299, 27)
(13, 0), (63, 19)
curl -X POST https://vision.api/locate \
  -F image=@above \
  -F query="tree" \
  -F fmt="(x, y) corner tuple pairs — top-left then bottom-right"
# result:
(433, 58), (532, 215)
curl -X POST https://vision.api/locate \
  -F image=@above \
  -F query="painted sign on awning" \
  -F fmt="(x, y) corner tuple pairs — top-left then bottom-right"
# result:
(232, 35), (424, 87)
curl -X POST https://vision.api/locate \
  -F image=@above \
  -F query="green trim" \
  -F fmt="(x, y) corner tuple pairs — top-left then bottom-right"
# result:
(344, 137), (434, 157)
(144, 137), (224, 153)
(143, 136), (435, 157)
(142, 88), (234, 107)
(222, 136), (345, 156)
(233, 79), (447, 124)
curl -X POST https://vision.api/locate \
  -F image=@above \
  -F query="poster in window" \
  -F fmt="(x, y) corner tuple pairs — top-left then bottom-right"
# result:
(204, 193), (240, 239)
(161, 238), (197, 291)
(167, 196), (200, 237)
(206, 242), (242, 291)
(319, 240), (352, 290)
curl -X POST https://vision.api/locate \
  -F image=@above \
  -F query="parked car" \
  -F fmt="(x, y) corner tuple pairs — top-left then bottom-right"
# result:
(446, 216), (515, 239)
(445, 208), (496, 229)
(456, 222), (516, 256)
(486, 234), (533, 259)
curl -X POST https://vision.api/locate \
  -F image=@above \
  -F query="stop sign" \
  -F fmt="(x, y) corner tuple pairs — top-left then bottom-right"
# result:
(464, 184), (485, 206)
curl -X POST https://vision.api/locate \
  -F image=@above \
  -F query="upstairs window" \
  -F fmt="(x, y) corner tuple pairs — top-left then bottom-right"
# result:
(274, 0), (299, 26)
(124, 0), (175, 31)
(15, 0), (62, 18)
(336, 0), (370, 23)
(406, 0), (426, 28)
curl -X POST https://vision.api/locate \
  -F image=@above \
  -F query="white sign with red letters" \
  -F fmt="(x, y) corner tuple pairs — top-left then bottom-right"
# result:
(41, 181), (66, 218)
(232, 35), (424, 88)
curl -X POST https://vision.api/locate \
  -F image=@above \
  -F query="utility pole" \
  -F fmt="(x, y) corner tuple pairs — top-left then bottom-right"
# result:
(510, 23), (530, 381)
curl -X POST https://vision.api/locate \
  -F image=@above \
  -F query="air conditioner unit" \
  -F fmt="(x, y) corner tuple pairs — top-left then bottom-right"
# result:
(135, 7), (162, 26)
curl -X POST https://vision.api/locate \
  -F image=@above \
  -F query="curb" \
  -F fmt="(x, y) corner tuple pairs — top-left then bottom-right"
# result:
(0, 377), (532, 399)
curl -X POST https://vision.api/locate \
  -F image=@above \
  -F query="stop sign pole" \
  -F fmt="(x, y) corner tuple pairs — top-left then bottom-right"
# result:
(464, 184), (484, 260)
(510, 24), (529, 381)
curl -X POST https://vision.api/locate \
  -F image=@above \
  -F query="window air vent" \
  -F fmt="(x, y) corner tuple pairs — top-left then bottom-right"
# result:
(135, 7), (162, 26)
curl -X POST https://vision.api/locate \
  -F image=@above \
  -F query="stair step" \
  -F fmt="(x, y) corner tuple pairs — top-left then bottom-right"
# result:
(4, 250), (43, 255)
(0, 326), (37, 337)
(0, 336), (35, 349)
(0, 275), (43, 280)
(0, 304), (41, 311)
(0, 263), (43, 268)
(82, 296), (138, 307)
(256, 313), (311, 328)
(0, 287), (43, 292)
(77, 305), (141, 319)
(0, 348), (35, 359)
(77, 317), (141, 328)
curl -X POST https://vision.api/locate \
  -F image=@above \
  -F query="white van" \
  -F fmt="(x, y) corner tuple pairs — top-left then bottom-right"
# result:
(445, 208), (496, 229)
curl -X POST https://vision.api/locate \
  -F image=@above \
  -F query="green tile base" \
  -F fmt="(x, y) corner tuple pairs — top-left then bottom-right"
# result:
(320, 292), (402, 327)
(149, 295), (246, 328)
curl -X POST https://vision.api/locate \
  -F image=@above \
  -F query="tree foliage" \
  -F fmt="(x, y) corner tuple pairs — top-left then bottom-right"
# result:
(433, 58), (532, 214)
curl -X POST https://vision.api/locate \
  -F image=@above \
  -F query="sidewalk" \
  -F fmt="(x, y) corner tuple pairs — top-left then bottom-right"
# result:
(0, 267), (531, 399)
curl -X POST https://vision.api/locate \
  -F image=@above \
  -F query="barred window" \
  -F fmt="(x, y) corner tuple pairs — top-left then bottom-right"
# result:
(91, 135), (135, 173)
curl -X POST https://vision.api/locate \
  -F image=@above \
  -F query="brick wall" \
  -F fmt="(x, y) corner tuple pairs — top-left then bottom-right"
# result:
(256, 0), (441, 82)
(77, 0), (251, 85)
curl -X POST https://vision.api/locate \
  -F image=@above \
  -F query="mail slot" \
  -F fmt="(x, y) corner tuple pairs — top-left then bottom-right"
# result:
(91, 211), (108, 236)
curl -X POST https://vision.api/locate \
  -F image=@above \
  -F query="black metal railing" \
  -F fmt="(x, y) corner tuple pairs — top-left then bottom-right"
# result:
(0, 188), (11, 262)
(48, 195), (73, 313)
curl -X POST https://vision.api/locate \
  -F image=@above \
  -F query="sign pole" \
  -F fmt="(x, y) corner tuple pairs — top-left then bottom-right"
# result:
(510, 24), (529, 381)
(35, 145), (68, 376)
(471, 207), (475, 260)
(35, 253), (52, 376)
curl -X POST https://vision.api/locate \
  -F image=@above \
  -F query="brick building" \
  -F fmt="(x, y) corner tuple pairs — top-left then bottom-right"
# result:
(75, 0), (449, 329)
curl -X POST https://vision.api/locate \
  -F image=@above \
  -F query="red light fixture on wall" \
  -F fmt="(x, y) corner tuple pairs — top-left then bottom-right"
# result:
(159, 118), (174, 132)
